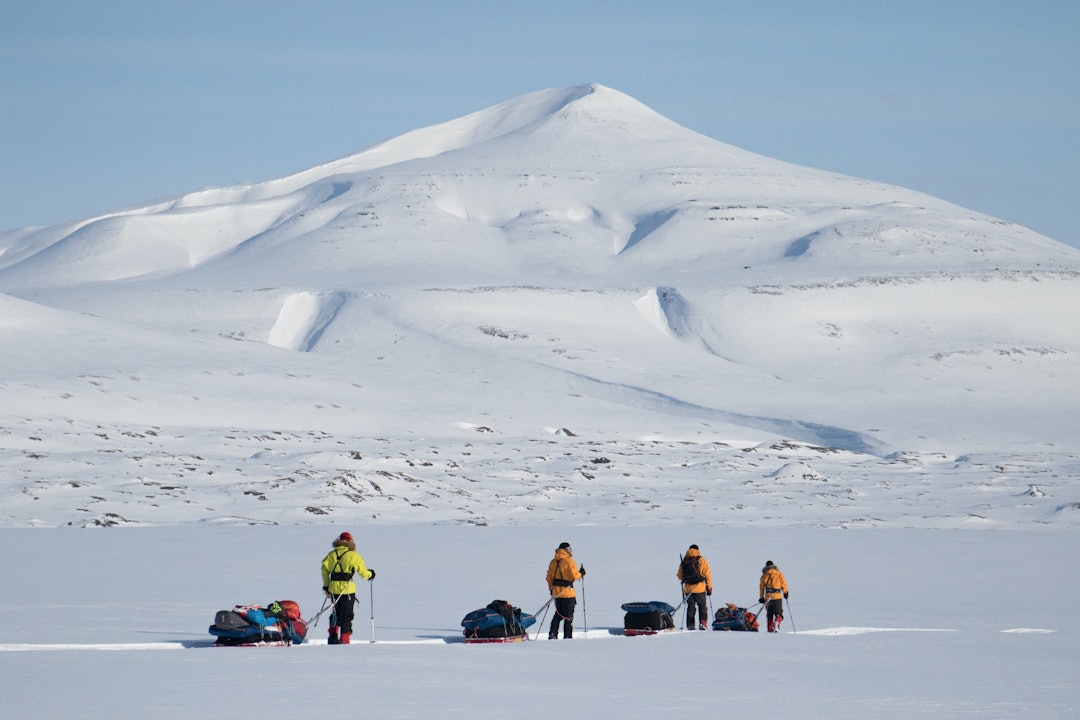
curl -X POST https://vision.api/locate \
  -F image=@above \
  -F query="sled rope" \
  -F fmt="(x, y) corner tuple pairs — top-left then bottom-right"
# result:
(306, 595), (333, 629)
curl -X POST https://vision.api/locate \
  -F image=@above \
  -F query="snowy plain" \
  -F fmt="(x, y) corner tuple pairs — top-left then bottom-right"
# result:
(2, 525), (1078, 718)
(1, 84), (1079, 717)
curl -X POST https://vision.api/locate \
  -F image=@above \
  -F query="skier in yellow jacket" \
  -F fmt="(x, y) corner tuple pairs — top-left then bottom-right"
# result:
(546, 542), (585, 639)
(677, 544), (713, 630)
(758, 560), (789, 633)
(320, 531), (375, 644)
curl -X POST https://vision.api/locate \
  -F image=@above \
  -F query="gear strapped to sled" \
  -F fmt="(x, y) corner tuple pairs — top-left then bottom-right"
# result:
(209, 600), (308, 646)
(461, 599), (536, 643)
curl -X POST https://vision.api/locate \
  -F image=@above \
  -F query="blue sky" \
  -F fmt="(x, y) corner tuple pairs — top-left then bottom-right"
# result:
(2, 1), (1078, 247)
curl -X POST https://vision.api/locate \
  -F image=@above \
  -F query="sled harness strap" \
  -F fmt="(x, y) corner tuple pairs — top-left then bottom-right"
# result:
(330, 548), (353, 582)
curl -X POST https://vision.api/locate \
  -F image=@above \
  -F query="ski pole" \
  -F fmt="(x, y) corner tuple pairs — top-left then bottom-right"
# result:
(369, 579), (376, 643)
(581, 571), (589, 636)
(784, 596), (795, 634)
(536, 596), (553, 641)
(673, 554), (689, 622)
(307, 595), (332, 629)
(532, 595), (555, 618)
(538, 586), (568, 640)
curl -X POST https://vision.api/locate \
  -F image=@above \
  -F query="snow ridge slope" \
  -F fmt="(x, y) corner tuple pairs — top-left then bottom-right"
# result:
(0, 84), (1078, 528)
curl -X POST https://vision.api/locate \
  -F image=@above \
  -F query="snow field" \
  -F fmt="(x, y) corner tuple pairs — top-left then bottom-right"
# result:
(2, 83), (1079, 718)
(1, 524), (1076, 718)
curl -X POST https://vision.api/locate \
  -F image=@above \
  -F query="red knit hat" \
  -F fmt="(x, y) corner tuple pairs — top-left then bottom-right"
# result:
(339, 532), (353, 542)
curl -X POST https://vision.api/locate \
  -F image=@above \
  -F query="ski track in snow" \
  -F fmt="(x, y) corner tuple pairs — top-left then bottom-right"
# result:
(1, 523), (1075, 718)
(800, 627), (957, 636)
(1000, 628), (1055, 634)
(4, 626), (1060, 652)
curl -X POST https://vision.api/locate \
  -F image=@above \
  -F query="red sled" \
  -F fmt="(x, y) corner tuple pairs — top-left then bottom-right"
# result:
(623, 627), (677, 637)
(464, 635), (530, 644)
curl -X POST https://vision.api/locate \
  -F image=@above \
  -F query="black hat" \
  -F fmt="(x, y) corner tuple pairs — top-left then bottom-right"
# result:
(689, 544), (699, 550)
(558, 542), (571, 549)
(765, 560), (775, 567)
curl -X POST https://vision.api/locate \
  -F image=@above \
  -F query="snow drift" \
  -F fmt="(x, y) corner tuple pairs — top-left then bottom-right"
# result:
(0, 83), (1078, 529)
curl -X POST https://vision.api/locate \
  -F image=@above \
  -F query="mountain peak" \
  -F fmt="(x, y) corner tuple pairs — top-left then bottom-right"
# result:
(1, 84), (1079, 477)
(2, 83), (1075, 292)
(308, 83), (689, 177)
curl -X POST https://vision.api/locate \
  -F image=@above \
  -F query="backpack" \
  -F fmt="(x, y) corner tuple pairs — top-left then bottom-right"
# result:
(213, 610), (251, 631)
(461, 599), (536, 639)
(267, 600), (301, 621)
(712, 603), (759, 632)
(680, 556), (705, 585)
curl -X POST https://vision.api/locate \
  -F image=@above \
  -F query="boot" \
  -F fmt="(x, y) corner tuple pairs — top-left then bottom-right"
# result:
(548, 616), (561, 640)
(340, 632), (352, 644)
(767, 618), (775, 633)
(775, 615), (783, 631)
(563, 620), (573, 639)
(328, 626), (340, 644)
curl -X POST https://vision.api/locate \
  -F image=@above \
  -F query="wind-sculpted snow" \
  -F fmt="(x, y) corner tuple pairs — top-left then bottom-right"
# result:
(268, 291), (348, 351)
(3, 411), (1078, 529)
(0, 193), (310, 288)
(0, 84), (1078, 529)
(554, 368), (889, 456)
(4, 86), (1073, 288)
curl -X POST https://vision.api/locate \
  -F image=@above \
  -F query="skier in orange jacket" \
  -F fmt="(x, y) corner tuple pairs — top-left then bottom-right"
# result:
(546, 542), (584, 639)
(677, 545), (713, 630)
(758, 560), (789, 633)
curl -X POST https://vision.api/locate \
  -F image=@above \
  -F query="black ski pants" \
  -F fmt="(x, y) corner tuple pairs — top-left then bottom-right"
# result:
(330, 593), (356, 634)
(686, 591), (708, 629)
(549, 596), (577, 638)
(766, 598), (784, 624)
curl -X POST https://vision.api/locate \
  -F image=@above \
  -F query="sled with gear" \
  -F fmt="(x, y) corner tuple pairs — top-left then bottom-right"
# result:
(621, 600), (676, 636)
(209, 600), (308, 646)
(461, 599), (536, 643)
(711, 603), (760, 632)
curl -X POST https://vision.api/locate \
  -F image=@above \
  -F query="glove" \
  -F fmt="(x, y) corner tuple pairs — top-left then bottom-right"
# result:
(322, 586), (328, 594)
(367, 569), (376, 580)
(783, 592), (789, 599)
(706, 588), (712, 596)
(579, 565), (586, 576)
(758, 597), (765, 604)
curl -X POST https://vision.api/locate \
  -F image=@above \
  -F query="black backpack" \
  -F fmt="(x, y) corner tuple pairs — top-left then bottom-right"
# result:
(681, 556), (705, 585)
(487, 600), (524, 634)
(212, 610), (251, 631)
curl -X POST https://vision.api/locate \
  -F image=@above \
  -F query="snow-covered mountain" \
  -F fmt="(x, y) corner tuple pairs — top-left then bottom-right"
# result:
(1, 83), (1078, 528)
